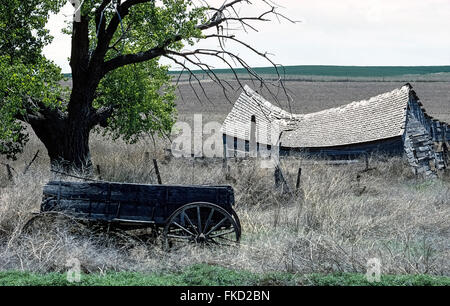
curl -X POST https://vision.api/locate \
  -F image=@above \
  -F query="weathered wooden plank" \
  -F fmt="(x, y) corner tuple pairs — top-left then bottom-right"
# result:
(43, 198), (170, 223)
(43, 181), (235, 208)
(44, 181), (110, 201)
(43, 199), (117, 219)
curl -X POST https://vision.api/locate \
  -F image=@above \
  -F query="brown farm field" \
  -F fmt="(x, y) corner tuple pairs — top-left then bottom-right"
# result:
(174, 80), (450, 124)
(0, 79), (449, 281)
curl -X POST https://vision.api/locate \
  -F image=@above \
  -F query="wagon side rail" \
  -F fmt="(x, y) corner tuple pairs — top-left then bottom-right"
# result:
(42, 181), (236, 225)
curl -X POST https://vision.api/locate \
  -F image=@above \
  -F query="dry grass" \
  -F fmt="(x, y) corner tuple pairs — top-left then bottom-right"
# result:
(0, 131), (449, 277)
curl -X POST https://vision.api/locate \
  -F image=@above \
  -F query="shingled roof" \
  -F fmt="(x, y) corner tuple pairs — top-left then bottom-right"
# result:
(221, 84), (412, 148)
(281, 85), (411, 147)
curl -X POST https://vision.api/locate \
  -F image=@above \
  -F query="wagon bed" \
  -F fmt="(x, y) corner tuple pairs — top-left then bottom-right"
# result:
(28, 180), (241, 247)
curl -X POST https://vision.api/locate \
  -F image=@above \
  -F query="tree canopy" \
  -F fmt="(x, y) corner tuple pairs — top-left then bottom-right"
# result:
(0, 0), (292, 169)
(0, 0), (66, 158)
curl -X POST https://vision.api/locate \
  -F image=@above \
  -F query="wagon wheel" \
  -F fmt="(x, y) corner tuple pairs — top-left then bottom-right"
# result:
(95, 227), (147, 250)
(231, 209), (242, 238)
(22, 211), (88, 236)
(163, 202), (240, 250)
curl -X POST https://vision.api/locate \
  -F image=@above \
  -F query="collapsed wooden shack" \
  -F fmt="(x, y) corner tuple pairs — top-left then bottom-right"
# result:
(221, 84), (449, 177)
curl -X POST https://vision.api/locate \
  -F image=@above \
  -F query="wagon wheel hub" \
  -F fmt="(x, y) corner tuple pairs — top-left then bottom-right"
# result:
(196, 233), (207, 243)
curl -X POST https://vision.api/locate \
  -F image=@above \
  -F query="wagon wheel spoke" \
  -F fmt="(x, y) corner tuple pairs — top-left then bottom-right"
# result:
(205, 217), (228, 236)
(182, 210), (199, 235)
(173, 222), (196, 237)
(203, 208), (215, 233)
(166, 234), (191, 239)
(166, 234), (194, 240)
(208, 229), (236, 239)
(215, 236), (238, 243)
(208, 236), (236, 246)
(208, 237), (220, 245)
(169, 228), (186, 235)
(197, 206), (202, 233)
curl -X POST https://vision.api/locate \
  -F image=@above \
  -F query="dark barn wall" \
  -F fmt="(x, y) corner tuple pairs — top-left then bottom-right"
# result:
(280, 136), (404, 157)
(223, 134), (273, 158)
(223, 134), (404, 158)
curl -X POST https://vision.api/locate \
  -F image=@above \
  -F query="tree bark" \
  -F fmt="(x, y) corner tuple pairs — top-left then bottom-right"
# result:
(33, 15), (98, 174)
(29, 112), (92, 173)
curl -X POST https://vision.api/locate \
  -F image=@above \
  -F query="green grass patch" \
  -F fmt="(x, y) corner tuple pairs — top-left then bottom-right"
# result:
(0, 264), (448, 286)
(300, 273), (450, 286)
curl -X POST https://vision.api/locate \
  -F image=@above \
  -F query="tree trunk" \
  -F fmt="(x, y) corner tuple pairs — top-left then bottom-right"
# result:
(54, 123), (92, 173)
(30, 115), (93, 174)
(28, 17), (101, 173)
(29, 83), (96, 174)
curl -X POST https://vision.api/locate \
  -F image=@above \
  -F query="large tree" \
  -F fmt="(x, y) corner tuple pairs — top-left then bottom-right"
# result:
(0, 0), (291, 172)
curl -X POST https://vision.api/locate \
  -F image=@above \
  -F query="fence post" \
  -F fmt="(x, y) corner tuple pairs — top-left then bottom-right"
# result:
(192, 159), (195, 184)
(153, 159), (162, 184)
(222, 136), (228, 170)
(296, 167), (302, 190)
(222, 157), (228, 173)
(225, 165), (232, 181)
(274, 164), (292, 194)
(236, 157), (244, 175)
(274, 166), (281, 188)
(96, 165), (102, 180)
(6, 164), (13, 181)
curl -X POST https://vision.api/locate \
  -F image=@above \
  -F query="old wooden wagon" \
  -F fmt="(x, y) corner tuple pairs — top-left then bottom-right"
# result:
(25, 180), (241, 248)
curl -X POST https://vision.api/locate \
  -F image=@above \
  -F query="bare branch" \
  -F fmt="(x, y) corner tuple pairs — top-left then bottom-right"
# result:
(166, 50), (234, 103)
(163, 54), (209, 104)
(100, 0), (296, 107)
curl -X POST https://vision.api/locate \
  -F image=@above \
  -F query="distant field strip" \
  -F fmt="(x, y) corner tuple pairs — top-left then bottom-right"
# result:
(169, 65), (450, 77)
(63, 66), (450, 81)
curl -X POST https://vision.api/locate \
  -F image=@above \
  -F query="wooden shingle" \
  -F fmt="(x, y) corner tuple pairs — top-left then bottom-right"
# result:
(222, 85), (411, 147)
